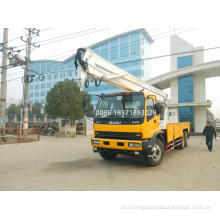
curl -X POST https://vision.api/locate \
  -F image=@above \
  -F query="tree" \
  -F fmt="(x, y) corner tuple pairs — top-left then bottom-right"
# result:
(7, 104), (20, 122)
(45, 79), (92, 120)
(31, 102), (44, 120)
(81, 91), (94, 117)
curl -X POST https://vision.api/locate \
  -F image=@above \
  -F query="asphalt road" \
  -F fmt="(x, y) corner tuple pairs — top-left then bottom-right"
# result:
(0, 135), (220, 190)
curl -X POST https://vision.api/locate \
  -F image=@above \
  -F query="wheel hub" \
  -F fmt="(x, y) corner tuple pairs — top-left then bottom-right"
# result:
(151, 145), (161, 161)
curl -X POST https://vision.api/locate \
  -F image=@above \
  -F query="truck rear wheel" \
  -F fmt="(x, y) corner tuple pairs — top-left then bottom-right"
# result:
(183, 131), (188, 147)
(146, 138), (164, 166)
(178, 131), (188, 150)
(99, 151), (117, 160)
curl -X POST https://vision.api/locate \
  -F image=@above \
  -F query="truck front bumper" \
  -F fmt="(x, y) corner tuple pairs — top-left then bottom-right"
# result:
(91, 137), (151, 155)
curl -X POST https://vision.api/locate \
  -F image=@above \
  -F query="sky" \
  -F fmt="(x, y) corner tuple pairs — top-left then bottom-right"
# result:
(0, 0), (220, 118)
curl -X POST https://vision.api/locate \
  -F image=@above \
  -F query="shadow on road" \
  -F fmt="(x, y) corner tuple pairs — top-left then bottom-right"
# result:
(42, 155), (153, 173)
(43, 158), (100, 173)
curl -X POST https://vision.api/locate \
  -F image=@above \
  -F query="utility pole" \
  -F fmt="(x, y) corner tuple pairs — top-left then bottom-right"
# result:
(23, 29), (32, 129)
(0, 28), (9, 129)
(22, 28), (40, 129)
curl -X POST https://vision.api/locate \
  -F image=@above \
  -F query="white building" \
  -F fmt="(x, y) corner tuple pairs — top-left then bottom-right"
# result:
(147, 35), (220, 133)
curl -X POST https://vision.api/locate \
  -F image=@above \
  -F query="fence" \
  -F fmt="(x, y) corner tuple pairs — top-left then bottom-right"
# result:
(0, 127), (40, 145)
(76, 117), (93, 136)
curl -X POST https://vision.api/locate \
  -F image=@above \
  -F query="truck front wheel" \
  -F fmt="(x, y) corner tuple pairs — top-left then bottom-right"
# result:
(99, 151), (117, 160)
(146, 138), (164, 166)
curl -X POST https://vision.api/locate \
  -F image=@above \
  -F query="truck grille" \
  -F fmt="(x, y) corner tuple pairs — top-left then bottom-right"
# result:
(95, 131), (141, 140)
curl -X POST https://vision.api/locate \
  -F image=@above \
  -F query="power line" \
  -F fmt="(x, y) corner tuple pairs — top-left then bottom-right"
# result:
(1, 68), (76, 84)
(4, 29), (218, 85)
(28, 46), (220, 79)
(3, 35), (219, 73)
(153, 28), (197, 40)
(39, 28), (109, 47)
(28, 46), (220, 75)
(1, 28), (51, 45)
(32, 28), (196, 62)
(5, 46), (220, 86)
(114, 45), (220, 66)
(1, 28), (186, 66)
(35, 28), (95, 43)
(15, 28), (107, 49)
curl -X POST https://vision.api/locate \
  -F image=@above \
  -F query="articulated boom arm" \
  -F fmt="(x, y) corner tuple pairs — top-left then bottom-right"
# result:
(75, 48), (167, 103)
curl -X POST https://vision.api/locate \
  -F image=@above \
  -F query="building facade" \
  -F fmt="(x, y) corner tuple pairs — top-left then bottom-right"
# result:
(29, 28), (153, 105)
(169, 35), (207, 132)
(147, 34), (216, 133)
(29, 60), (76, 105)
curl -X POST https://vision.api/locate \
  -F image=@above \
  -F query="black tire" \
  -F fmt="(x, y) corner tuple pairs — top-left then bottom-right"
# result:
(178, 131), (188, 150)
(183, 131), (188, 147)
(178, 136), (184, 150)
(99, 151), (117, 160)
(146, 138), (164, 166)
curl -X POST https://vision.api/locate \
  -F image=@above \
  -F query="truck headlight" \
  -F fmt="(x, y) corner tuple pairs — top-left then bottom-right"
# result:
(93, 140), (101, 145)
(128, 143), (140, 148)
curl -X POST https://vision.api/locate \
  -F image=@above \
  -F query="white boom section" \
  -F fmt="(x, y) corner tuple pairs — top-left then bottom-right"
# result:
(75, 48), (167, 103)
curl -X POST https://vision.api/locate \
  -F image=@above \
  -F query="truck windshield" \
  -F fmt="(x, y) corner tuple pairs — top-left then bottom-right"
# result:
(95, 94), (145, 119)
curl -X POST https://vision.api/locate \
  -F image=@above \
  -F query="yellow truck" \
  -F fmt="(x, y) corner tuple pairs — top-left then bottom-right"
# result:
(75, 48), (190, 166)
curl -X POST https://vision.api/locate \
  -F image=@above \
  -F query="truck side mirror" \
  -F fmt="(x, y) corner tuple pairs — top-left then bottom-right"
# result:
(154, 103), (162, 115)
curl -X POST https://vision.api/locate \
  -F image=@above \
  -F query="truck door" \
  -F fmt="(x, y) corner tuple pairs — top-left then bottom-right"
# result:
(146, 96), (160, 138)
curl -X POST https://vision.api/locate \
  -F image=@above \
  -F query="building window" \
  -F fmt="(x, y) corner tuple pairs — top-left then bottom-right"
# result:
(60, 72), (65, 78)
(178, 74), (194, 132)
(32, 63), (41, 73)
(53, 63), (60, 72)
(130, 32), (140, 56)
(47, 63), (52, 72)
(41, 91), (45, 96)
(35, 92), (39, 97)
(47, 75), (51, 80)
(120, 35), (129, 58)
(35, 85), (39, 90)
(129, 69), (141, 78)
(67, 71), (72, 77)
(178, 74), (194, 103)
(92, 46), (100, 55)
(31, 63), (36, 72)
(29, 93), (33, 98)
(41, 83), (45, 89)
(110, 38), (118, 61)
(67, 62), (74, 70)
(54, 73), (58, 79)
(41, 63), (47, 73)
(30, 85), (34, 90)
(60, 64), (66, 71)
(47, 82), (52, 88)
(100, 43), (109, 60)
(177, 55), (193, 69)
(179, 106), (194, 132)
